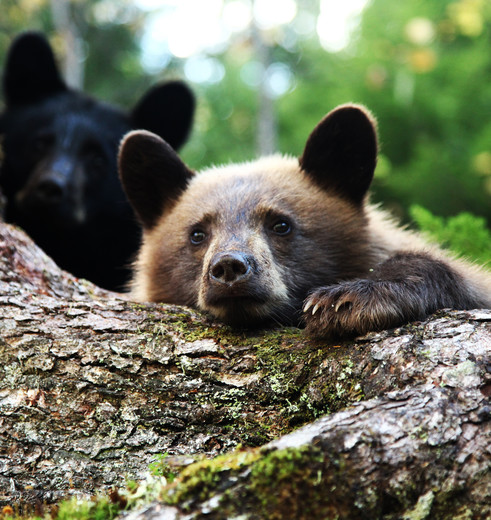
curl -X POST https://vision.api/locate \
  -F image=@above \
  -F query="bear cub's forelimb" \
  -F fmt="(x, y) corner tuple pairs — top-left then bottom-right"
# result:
(303, 252), (482, 338)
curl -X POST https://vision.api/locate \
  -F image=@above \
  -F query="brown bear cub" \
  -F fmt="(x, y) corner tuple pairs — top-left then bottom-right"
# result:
(118, 104), (491, 338)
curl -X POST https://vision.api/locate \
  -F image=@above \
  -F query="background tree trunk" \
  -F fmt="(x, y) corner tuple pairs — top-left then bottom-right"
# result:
(50, 0), (84, 89)
(252, 23), (277, 157)
(0, 222), (489, 518)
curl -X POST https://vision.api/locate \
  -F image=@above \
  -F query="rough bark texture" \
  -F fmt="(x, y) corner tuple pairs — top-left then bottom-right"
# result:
(0, 222), (489, 518)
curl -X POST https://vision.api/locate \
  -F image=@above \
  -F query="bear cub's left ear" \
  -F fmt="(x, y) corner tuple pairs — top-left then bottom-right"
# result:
(299, 104), (378, 205)
(118, 130), (194, 230)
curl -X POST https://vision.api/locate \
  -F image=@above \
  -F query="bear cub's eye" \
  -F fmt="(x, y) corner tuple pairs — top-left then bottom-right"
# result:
(190, 229), (207, 245)
(271, 220), (292, 236)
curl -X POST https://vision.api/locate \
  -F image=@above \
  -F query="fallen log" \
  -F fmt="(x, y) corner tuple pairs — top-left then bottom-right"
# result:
(0, 222), (489, 518)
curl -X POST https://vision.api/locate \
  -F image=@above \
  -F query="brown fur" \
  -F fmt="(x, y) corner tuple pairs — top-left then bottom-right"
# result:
(118, 104), (491, 337)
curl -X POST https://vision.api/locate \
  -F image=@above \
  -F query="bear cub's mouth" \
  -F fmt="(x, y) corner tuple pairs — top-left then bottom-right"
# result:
(202, 286), (299, 327)
(203, 287), (275, 326)
(205, 287), (269, 309)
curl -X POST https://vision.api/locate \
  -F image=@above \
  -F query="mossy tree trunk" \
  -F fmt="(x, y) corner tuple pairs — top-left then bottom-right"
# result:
(0, 222), (489, 518)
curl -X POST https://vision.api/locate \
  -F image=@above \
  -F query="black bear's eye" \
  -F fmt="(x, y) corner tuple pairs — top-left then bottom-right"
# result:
(88, 153), (106, 170)
(272, 220), (292, 236)
(33, 134), (54, 155)
(190, 229), (207, 245)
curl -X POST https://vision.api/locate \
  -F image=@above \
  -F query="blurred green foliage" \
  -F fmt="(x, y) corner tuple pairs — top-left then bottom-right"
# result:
(0, 0), (490, 238)
(410, 205), (491, 266)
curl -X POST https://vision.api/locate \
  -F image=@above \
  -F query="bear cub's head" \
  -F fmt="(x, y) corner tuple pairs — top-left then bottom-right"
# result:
(119, 104), (378, 326)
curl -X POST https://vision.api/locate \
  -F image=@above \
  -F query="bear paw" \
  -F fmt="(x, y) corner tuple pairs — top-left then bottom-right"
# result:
(303, 280), (407, 338)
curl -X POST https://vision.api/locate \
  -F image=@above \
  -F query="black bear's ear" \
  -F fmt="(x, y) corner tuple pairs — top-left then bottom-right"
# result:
(118, 130), (194, 229)
(299, 104), (378, 205)
(3, 31), (67, 106)
(131, 81), (195, 151)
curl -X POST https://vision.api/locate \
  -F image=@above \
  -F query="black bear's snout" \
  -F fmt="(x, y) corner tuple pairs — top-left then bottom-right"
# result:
(210, 252), (252, 285)
(34, 176), (66, 205)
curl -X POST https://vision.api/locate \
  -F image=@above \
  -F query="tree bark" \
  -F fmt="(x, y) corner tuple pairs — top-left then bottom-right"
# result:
(0, 222), (489, 518)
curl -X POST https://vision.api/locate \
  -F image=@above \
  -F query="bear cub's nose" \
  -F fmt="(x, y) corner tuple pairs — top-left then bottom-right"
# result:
(210, 252), (252, 285)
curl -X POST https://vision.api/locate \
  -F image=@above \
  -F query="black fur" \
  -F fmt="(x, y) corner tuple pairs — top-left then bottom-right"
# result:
(0, 32), (195, 290)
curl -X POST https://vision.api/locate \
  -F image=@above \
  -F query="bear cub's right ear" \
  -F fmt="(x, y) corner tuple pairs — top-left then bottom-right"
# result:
(300, 104), (378, 205)
(118, 130), (194, 229)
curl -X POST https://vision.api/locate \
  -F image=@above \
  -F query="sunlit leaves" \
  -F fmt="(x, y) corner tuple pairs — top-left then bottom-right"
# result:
(447, 0), (486, 37)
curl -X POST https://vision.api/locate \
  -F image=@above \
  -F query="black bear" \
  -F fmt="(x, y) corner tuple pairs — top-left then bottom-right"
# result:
(118, 104), (491, 338)
(0, 31), (195, 290)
